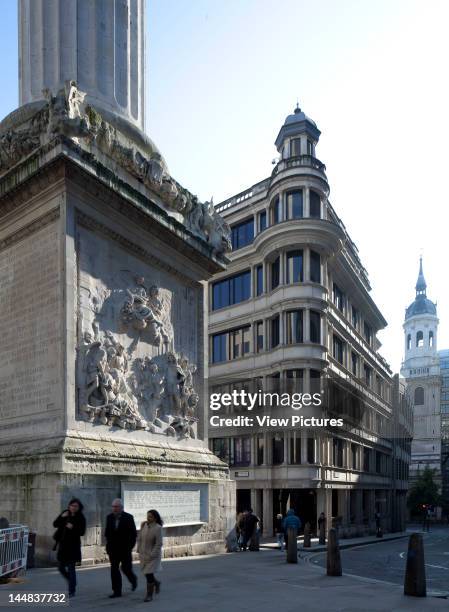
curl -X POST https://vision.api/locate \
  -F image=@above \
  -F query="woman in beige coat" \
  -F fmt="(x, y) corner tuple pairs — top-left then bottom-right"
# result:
(136, 509), (163, 602)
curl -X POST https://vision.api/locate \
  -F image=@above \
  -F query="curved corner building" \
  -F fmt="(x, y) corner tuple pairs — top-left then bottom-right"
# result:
(208, 106), (412, 537)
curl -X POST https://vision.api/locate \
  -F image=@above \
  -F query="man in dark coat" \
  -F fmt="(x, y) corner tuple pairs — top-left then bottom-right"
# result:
(242, 509), (260, 551)
(105, 498), (138, 598)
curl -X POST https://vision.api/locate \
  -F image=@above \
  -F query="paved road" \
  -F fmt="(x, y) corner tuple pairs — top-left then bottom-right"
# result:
(307, 527), (449, 594)
(1, 542), (448, 611)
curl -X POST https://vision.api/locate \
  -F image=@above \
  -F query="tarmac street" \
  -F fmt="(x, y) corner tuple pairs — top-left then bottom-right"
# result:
(1, 533), (448, 612)
(307, 526), (449, 595)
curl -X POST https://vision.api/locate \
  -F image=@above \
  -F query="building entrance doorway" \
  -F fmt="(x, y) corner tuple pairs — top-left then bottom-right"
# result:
(273, 489), (317, 533)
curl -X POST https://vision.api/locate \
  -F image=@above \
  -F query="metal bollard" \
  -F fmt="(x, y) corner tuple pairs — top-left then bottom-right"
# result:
(286, 527), (298, 563)
(319, 522), (326, 545)
(326, 528), (342, 576)
(404, 533), (426, 597)
(303, 522), (311, 548)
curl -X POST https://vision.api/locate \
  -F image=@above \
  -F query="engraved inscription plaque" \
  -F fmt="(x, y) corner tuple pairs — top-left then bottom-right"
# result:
(122, 481), (209, 527)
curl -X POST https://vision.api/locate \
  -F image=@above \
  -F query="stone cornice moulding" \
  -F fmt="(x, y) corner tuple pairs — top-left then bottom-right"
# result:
(0, 207), (59, 252)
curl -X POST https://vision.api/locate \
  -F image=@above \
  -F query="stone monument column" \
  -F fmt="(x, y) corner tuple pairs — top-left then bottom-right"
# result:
(19, 0), (146, 131)
(0, 0), (234, 564)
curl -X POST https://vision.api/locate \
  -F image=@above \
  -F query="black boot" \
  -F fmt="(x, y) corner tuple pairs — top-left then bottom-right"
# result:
(144, 582), (154, 602)
(154, 579), (161, 594)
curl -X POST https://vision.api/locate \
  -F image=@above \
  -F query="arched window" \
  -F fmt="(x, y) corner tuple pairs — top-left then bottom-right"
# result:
(429, 331), (434, 348)
(416, 331), (424, 347)
(414, 387), (424, 405)
(407, 334), (411, 350)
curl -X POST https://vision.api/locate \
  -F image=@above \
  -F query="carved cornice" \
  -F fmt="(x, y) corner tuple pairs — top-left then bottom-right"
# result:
(0, 207), (59, 253)
(76, 210), (200, 287)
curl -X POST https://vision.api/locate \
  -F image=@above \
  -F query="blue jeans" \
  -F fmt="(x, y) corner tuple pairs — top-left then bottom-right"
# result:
(58, 561), (76, 595)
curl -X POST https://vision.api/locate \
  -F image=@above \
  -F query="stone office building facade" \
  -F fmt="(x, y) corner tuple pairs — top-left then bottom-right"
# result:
(208, 107), (411, 536)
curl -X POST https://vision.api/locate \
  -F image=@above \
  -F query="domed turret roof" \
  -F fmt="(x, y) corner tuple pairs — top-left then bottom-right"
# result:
(274, 103), (321, 151)
(283, 105), (318, 129)
(405, 258), (437, 320)
(405, 294), (437, 318)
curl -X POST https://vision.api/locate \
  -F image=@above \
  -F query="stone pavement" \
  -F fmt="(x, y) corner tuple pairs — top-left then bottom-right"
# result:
(1, 545), (448, 612)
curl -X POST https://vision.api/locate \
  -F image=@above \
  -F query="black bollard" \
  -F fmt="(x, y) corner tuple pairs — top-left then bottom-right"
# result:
(286, 527), (298, 563)
(404, 533), (426, 597)
(326, 528), (342, 576)
(319, 522), (326, 545)
(303, 522), (311, 548)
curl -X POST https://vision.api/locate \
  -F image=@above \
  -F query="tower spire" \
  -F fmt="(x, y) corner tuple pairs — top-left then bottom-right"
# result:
(416, 256), (427, 296)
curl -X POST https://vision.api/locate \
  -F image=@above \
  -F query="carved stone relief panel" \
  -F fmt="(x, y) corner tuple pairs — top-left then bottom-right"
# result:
(76, 224), (200, 439)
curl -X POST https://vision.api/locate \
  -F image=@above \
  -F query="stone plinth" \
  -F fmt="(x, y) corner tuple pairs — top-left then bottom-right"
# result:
(0, 83), (234, 564)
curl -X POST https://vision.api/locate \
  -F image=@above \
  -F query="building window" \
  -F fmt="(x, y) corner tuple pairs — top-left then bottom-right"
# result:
(364, 364), (372, 387)
(407, 333), (411, 350)
(212, 327), (250, 363)
(286, 190), (303, 219)
(363, 322), (372, 345)
(363, 447), (371, 472)
(416, 330), (424, 347)
(290, 431), (301, 464)
(333, 335), (344, 365)
(307, 139), (314, 156)
(272, 433), (284, 465)
(307, 437), (315, 463)
(256, 265), (263, 296)
(310, 369), (321, 393)
(310, 250), (321, 283)
(257, 435), (264, 465)
(212, 438), (230, 462)
(352, 306), (358, 330)
(231, 218), (254, 250)
(286, 310), (303, 344)
(351, 443), (358, 470)
(351, 351), (358, 376)
(271, 316), (280, 348)
(414, 386), (424, 405)
(212, 270), (251, 310)
(232, 437), (251, 466)
(429, 331), (434, 348)
(271, 196), (282, 225)
(333, 438), (344, 467)
(271, 257), (280, 289)
(258, 210), (267, 232)
(291, 138), (301, 156)
(286, 369), (304, 393)
(212, 332), (227, 363)
(310, 310), (321, 343)
(256, 321), (264, 353)
(231, 326), (250, 359)
(309, 191), (321, 218)
(286, 250), (303, 283)
(333, 283), (344, 312)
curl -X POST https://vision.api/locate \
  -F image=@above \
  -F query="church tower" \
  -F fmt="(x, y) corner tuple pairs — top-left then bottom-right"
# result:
(401, 258), (441, 486)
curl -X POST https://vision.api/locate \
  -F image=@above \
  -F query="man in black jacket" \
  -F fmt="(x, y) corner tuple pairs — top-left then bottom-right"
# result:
(105, 498), (138, 598)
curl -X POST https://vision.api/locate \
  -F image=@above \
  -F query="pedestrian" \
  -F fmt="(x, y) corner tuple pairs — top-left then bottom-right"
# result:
(105, 498), (138, 598)
(283, 508), (301, 549)
(274, 513), (285, 551)
(136, 509), (163, 602)
(53, 498), (86, 598)
(243, 509), (260, 551)
(236, 511), (246, 551)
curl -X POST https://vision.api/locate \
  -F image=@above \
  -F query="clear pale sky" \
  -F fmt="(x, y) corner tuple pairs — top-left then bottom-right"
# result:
(1, 0), (448, 372)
